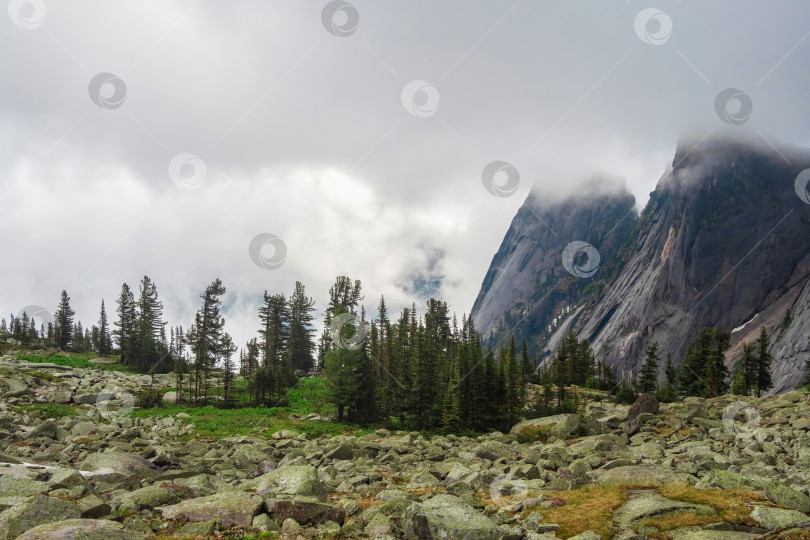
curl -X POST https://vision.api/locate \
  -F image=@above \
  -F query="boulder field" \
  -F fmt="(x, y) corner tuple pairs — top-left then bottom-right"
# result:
(2, 355), (810, 538)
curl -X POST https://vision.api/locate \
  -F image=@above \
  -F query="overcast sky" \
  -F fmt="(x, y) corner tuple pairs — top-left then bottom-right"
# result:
(2, 0), (809, 351)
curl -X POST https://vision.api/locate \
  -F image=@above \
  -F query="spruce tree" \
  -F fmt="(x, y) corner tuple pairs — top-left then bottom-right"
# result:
(638, 342), (660, 393)
(504, 335), (522, 427)
(755, 328), (773, 397)
(221, 333), (237, 404)
(288, 281), (316, 373)
(135, 276), (166, 372)
(97, 299), (113, 357)
(665, 354), (676, 385)
(258, 291), (291, 401)
(54, 290), (75, 350)
(189, 279), (227, 402)
(552, 349), (568, 409)
(707, 328), (731, 397)
(113, 283), (137, 368)
(680, 327), (730, 397)
(323, 304), (365, 422)
(738, 342), (758, 396)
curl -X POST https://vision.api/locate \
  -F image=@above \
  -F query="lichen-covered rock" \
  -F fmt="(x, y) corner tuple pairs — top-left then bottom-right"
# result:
(0, 476), (49, 497)
(113, 485), (177, 511)
(596, 465), (694, 486)
(624, 393), (659, 436)
(509, 414), (580, 442)
(0, 494), (82, 540)
(749, 506), (810, 529)
(14, 518), (151, 540)
(174, 519), (219, 537)
(403, 494), (500, 540)
(765, 481), (810, 513)
(242, 465), (327, 501)
(269, 497), (346, 526)
(158, 491), (262, 527)
(78, 452), (156, 482)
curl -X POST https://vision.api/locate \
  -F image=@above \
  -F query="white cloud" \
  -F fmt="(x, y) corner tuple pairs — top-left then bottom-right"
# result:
(2, 0), (809, 354)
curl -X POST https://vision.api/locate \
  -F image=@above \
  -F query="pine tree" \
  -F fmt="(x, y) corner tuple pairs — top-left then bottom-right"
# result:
(258, 291), (291, 402)
(323, 304), (365, 422)
(505, 335), (522, 427)
(221, 333), (237, 404)
(54, 290), (75, 350)
(288, 281), (316, 373)
(552, 349), (568, 409)
(135, 276), (166, 372)
(680, 327), (731, 397)
(113, 283), (137, 367)
(755, 327), (773, 397)
(707, 328), (731, 397)
(665, 354), (676, 385)
(243, 338), (260, 403)
(658, 352), (678, 402)
(737, 342), (758, 396)
(638, 342), (660, 393)
(561, 331), (579, 385)
(97, 299), (112, 357)
(189, 279), (227, 402)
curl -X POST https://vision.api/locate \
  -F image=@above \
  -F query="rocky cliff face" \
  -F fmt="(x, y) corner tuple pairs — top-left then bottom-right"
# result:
(470, 178), (637, 356)
(474, 130), (810, 391)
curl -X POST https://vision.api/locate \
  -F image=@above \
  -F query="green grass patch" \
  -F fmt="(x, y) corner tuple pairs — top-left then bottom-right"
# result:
(132, 404), (372, 439)
(13, 403), (81, 419)
(26, 370), (56, 382)
(286, 376), (336, 417)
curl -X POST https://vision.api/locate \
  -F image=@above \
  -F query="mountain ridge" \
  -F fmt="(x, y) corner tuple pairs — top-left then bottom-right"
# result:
(472, 130), (810, 392)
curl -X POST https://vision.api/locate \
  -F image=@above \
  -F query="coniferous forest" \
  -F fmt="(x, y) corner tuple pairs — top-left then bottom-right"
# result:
(1, 274), (784, 434)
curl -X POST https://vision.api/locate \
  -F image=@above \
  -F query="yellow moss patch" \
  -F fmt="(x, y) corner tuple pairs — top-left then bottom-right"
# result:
(768, 531), (810, 540)
(649, 484), (770, 531)
(642, 509), (725, 533)
(520, 486), (628, 539)
(515, 422), (557, 444)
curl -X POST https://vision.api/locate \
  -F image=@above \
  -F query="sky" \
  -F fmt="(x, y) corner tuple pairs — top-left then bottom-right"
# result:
(2, 0), (810, 352)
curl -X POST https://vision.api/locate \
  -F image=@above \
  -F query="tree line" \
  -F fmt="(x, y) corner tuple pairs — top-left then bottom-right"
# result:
(312, 276), (532, 432)
(2, 291), (113, 356)
(3, 279), (809, 432)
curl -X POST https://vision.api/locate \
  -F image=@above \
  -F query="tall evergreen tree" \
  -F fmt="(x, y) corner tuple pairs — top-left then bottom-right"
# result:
(113, 283), (137, 367)
(323, 303), (365, 422)
(221, 333), (238, 404)
(135, 276), (166, 372)
(736, 342), (758, 395)
(288, 281), (316, 373)
(665, 354), (677, 385)
(504, 335), (522, 427)
(638, 342), (660, 393)
(97, 299), (113, 356)
(54, 290), (75, 350)
(680, 327), (731, 397)
(755, 327), (773, 397)
(258, 291), (292, 402)
(188, 279), (227, 402)
(552, 348), (568, 409)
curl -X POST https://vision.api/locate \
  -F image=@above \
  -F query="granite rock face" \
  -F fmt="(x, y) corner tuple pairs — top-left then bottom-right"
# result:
(472, 130), (810, 391)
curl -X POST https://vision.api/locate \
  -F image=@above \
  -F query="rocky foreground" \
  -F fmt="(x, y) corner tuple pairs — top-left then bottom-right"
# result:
(1, 355), (810, 539)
